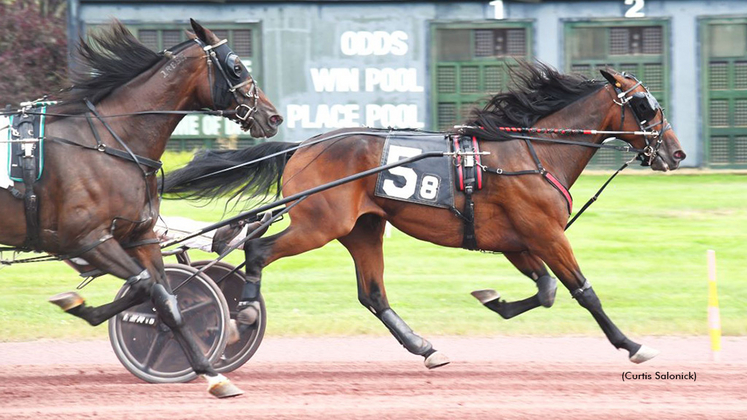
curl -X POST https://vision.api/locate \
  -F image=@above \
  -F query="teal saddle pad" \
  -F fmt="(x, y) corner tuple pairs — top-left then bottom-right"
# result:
(7, 107), (45, 182)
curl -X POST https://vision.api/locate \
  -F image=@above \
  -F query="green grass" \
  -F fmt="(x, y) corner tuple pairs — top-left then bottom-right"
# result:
(1, 170), (745, 341)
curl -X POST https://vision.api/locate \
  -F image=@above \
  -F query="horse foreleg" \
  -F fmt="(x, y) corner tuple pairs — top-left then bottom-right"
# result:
(50, 237), (242, 397)
(530, 233), (658, 364)
(339, 215), (449, 370)
(471, 251), (557, 319)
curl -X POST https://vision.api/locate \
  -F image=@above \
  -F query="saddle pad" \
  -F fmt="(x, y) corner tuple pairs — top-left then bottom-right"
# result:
(0, 116), (12, 189)
(374, 132), (454, 209)
(7, 107), (45, 182)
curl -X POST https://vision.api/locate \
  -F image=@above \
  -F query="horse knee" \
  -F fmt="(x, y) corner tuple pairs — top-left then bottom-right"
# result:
(151, 283), (183, 328)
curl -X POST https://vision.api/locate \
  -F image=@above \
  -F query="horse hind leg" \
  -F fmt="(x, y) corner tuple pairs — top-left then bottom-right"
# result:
(471, 251), (557, 319)
(236, 206), (358, 326)
(340, 214), (449, 370)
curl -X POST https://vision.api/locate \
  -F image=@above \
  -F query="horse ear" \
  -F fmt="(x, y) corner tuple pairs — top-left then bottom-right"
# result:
(190, 19), (210, 43)
(599, 69), (621, 88)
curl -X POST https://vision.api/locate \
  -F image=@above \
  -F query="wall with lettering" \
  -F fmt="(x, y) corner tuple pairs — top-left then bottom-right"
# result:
(75, 0), (733, 165)
(276, 8), (433, 141)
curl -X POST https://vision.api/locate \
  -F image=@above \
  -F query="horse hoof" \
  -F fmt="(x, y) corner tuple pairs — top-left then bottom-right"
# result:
(536, 276), (557, 308)
(236, 302), (260, 326)
(48, 292), (84, 311)
(204, 374), (244, 398)
(226, 319), (240, 345)
(629, 345), (659, 364)
(424, 351), (450, 369)
(471, 289), (500, 304)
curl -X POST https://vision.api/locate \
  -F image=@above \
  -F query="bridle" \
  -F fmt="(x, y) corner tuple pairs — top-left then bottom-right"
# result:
(609, 73), (672, 166)
(190, 38), (260, 126)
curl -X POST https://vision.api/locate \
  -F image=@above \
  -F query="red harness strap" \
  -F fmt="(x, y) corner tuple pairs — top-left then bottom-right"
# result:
(543, 171), (573, 214)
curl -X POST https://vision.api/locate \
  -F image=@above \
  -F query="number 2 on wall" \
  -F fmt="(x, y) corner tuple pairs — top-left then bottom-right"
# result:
(624, 0), (645, 18)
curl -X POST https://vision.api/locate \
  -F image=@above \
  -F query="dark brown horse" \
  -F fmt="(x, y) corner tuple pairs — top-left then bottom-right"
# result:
(1, 20), (282, 396)
(165, 63), (685, 368)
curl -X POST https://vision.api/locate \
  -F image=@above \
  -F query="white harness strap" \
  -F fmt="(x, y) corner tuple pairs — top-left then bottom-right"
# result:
(0, 116), (14, 189)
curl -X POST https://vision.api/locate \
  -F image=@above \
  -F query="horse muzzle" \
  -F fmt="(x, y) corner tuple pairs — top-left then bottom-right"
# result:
(650, 149), (686, 172)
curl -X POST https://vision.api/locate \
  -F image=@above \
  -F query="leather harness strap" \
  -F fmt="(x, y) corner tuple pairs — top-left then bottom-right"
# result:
(454, 136), (574, 251)
(47, 135), (162, 171)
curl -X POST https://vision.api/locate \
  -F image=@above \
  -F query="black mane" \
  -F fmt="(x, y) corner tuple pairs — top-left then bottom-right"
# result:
(53, 21), (163, 113)
(463, 62), (606, 140)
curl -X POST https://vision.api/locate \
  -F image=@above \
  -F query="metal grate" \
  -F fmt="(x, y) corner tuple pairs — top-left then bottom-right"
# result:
(437, 67), (456, 93)
(474, 28), (526, 58)
(237, 139), (258, 149)
(138, 30), (158, 51)
(609, 26), (662, 55)
(461, 66), (479, 93)
(595, 64), (613, 77)
(506, 29), (526, 56)
(183, 139), (207, 151)
(571, 64), (592, 79)
(642, 27), (663, 54)
(709, 137), (730, 163)
(212, 30), (228, 42)
(644, 63), (664, 91)
(709, 62), (729, 90)
(162, 30), (182, 49)
(232, 30), (253, 57)
(735, 99), (747, 126)
(484, 66), (502, 92)
(438, 103), (458, 130)
(165, 140), (183, 152)
(735, 61), (747, 90)
(592, 149), (618, 166)
(619, 64), (638, 76)
(460, 104), (475, 121)
(610, 28), (629, 55)
(736, 137), (747, 163)
(474, 30), (494, 57)
(710, 100), (730, 126)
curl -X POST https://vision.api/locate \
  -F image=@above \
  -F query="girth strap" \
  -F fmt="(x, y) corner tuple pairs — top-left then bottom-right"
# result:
(21, 151), (41, 251)
(452, 136), (482, 250)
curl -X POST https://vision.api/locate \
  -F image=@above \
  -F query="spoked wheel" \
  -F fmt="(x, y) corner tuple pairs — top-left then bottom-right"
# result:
(191, 260), (266, 373)
(108, 263), (230, 383)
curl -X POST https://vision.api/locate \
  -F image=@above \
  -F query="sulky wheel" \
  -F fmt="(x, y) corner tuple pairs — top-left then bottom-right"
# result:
(108, 263), (230, 383)
(190, 260), (266, 373)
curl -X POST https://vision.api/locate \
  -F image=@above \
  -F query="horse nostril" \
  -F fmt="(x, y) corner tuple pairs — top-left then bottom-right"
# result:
(269, 115), (283, 127)
(673, 150), (686, 161)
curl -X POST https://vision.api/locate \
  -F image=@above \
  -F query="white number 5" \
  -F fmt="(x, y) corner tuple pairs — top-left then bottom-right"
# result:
(382, 145), (421, 199)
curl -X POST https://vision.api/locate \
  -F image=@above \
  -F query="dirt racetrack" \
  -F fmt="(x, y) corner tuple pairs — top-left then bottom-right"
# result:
(1, 336), (746, 419)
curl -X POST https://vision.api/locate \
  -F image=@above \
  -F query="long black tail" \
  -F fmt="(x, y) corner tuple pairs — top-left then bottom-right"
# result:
(164, 141), (296, 203)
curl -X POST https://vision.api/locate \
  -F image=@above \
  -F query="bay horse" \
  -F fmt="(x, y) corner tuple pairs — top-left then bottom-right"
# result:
(165, 63), (685, 368)
(1, 19), (282, 396)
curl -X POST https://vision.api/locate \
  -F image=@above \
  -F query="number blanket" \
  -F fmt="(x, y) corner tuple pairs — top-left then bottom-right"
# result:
(374, 132), (454, 209)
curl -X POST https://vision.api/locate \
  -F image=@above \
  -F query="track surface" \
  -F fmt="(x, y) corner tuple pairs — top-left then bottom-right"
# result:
(1, 336), (746, 419)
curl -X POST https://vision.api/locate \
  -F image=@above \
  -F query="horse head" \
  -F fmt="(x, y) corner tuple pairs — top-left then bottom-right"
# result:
(600, 68), (686, 171)
(189, 19), (283, 138)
